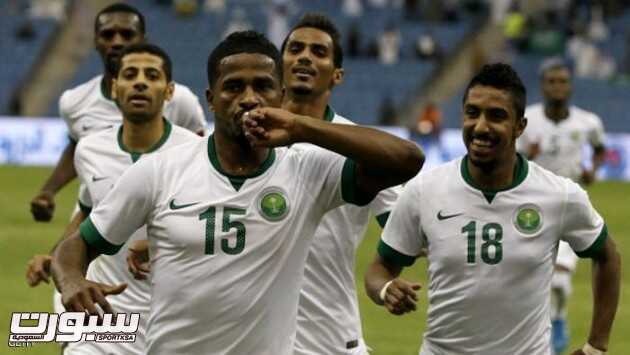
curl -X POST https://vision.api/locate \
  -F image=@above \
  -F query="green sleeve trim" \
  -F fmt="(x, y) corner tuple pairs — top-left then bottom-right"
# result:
(77, 200), (92, 215)
(376, 212), (391, 228)
(377, 239), (416, 267)
(341, 159), (372, 206)
(576, 224), (608, 258)
(68, 134), (78, 144)
(79, 218), (122, 255)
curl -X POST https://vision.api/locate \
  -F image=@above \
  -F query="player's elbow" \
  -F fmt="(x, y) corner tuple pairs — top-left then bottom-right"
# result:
(395, 141), (424, 182)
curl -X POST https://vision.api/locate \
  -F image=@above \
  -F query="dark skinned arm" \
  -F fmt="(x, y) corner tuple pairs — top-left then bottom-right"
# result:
(30, 141), (78, 221)
(364, 254), (421, 315)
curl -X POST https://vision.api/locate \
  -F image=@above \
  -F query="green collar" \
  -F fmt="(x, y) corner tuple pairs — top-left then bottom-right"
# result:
(460, 153), (528, 203)
(324, 105), (335, 122)
(117, 119), (172, 162)
(207, 134), (276, 191)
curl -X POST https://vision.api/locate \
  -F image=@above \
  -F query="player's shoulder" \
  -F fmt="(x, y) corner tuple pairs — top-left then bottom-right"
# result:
(59, 75), (102, 116)
(75, 125), (118, 155)
(409, 158), (461, 193)
(525, 159), (575, 194)
(167, 123), (203, 145)
(570, 105), (603, 126)
(524, 103), (545, 121)
(170, 82), (201, 105)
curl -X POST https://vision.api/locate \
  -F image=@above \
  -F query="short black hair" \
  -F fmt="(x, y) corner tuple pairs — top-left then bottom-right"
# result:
(281, 13), (343, 68)
(207, 30), (282, 87)
(463, 63), (526, 118)
(115, 43), (172, 81)
(95, 3), (146, 35)
(538, 56), (572, 80)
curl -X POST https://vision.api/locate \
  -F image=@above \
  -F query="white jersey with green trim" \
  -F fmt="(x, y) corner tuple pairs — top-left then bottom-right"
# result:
(517, 103), (605, 182)
(295, 109), (400, 355)
(67, 121), (199, 355)
(78, 135), (366, 355)
(380, 155), (607, 355)
(60, 75), (207, 142)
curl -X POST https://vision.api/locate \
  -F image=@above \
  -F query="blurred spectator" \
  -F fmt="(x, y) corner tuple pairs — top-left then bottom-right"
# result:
(378, 97), (399, 126)
(404, 0), (419, 20)
(204, 0), (225, 14)
(29, 0), (66, 22)
(343, 0), (363, 17)
(567, 26), (616, 80)
(378, 22), (400, 65)
(223, 6), (252, 39)
(443, 0), (461, 22)
(267, 0), (295, 48)
(347, 22), (362, 57)
(174, 0), (199, 17)
(415, 32), (442, 60)
(415, 101), (442, 140)
(587, 5), (608, 42)
(528, 10), (564, 54)
(504, 2), (529, 52)
(368, 0), (388, 8)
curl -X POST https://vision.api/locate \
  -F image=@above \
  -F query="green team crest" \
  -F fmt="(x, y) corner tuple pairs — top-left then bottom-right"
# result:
(257, 188), (289, 221)
(513, 204), (543, 235)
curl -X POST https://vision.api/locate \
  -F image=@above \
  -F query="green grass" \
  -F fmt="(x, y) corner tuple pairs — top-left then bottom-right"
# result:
(1, 166), (628, 354)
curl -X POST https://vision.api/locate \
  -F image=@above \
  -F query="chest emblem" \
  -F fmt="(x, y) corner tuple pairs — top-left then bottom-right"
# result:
(513, 204), (543, 235)
(257, 187), (290, 221)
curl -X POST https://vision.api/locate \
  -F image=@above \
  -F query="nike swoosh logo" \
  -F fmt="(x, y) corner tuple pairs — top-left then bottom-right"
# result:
(92, 176), (108, 182)
(169, 199), (200, 210)
(437, 211), (464, 221)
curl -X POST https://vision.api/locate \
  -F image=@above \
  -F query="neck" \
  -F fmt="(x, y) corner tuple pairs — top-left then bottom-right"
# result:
(101, 72), (114, 100)
(122, 115), (165, 152)
(467, 153), (518, 191)
(282, 91), (330, 119)
(213, 130), (270, 176)
(544, 101), (569, 122)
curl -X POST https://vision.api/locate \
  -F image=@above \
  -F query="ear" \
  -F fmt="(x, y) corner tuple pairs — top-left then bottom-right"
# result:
(515, 116), (527, 139)
(331, 68), (344, 87)
(164, 81), (175, 102)
(111, 78), (118, 100)
(206, 88), (215, 112)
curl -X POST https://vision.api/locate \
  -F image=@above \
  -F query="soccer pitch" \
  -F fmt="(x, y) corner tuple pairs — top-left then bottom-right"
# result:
(1, 166), (628, 354)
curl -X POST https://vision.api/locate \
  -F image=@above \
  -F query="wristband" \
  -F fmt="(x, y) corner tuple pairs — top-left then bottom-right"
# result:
(582, 343), (606, 355)
(378, 280), (394, 302)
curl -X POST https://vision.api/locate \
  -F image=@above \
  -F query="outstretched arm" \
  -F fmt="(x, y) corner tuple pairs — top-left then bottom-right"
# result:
(51, 231), (126, 314)
(30, 142), (78, 221)
(243, 108), (424, 198)
(571, 237), (621, 354)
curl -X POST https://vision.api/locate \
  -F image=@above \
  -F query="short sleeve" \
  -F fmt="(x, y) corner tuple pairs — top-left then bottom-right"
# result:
(59, 90), (79, 142)
(297, 146), (347, 213)
(588, 113), (606, 148)
(560, 180), (607, 258)
(166, 84), (207, 135)
(379, 174), (424, 267)
(79, 156), (157, 255)
(369, 185), (401, 228)
(73, 142), (92, 213)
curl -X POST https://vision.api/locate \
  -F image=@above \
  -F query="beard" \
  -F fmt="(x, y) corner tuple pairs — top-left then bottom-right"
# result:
(468, 155), (498, 174)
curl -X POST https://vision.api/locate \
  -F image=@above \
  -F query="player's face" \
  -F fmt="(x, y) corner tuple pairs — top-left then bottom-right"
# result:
(207, 53), (282, 139)
(462, 85), (525, 170)
(282, 27), (343, 97)
(95, 12), (144, 73)
(112, 53), (174, 123)
(541, 67), (572, 104)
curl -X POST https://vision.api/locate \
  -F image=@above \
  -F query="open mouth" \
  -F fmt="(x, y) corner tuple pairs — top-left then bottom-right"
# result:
(470, 137), (498, 153)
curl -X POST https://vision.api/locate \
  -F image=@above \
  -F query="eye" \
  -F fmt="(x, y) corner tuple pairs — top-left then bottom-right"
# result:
(223, 81), (242, 93)
(146, 69), (161, 80)
(121, 69), (136, 79)
(288, 42), (303, 54)
(464, 106), (479, 117)
(100, 30), (115, 40)
(120, 30), (135, 40)
(312, 45), (327, 57)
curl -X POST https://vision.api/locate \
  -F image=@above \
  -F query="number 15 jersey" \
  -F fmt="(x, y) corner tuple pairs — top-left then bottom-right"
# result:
(79, 135), (366, 355)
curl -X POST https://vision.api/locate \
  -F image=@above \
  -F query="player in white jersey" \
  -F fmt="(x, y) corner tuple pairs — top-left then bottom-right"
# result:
(279, 14), (399, 354)
(517, 58), (607, 354)
(30, 43), (199, 355)
(51, 31), (424, 355)
(29, 3), (206, 223)
(365, 64), (620, 355)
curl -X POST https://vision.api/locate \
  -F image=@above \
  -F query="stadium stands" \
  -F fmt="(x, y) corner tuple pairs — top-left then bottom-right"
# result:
(46, 0), (477, 124)
(0, 2), (60, 115)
